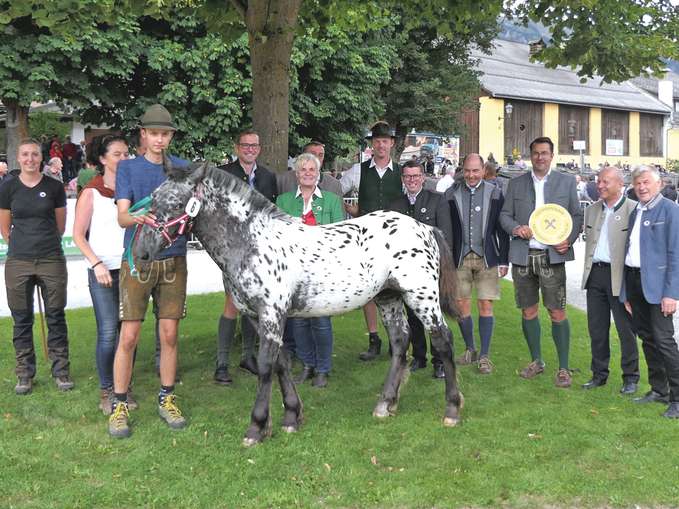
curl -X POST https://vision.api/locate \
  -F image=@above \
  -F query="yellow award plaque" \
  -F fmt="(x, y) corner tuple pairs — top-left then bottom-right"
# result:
(529, 204), (573, 245)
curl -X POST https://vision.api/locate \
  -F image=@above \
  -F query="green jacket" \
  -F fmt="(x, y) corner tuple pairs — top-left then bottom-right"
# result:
(276, 188), (345, 225)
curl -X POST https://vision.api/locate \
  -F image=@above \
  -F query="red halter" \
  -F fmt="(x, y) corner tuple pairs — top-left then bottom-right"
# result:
(143, 185), (202, 248)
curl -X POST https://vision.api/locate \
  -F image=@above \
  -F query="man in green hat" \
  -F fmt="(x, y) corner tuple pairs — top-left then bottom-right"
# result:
(108, 104), (190, 438)
(340, 121), (402, 361)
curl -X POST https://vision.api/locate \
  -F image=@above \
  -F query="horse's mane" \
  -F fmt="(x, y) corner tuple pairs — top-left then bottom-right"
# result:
(202, 164), (289, 221)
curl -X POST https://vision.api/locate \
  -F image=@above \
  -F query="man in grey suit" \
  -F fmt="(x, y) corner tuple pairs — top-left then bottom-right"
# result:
(500, 137), (583, 388)
(581, 166), (639, 394)
(620, 165), (679, 418)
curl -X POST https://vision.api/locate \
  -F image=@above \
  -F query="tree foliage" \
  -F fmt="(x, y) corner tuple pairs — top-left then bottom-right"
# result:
(77, 11), (252, 161)
(515, 0), (679, 83)
(28, 111), (71, 140)
(289, 19), (398, 162)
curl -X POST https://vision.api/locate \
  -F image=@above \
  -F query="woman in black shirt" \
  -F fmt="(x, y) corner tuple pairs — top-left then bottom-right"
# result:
(0, 138), (72, 395)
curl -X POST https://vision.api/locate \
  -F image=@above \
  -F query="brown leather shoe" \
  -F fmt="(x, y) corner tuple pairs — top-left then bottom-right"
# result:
(99, 388), (113, 415)
(555, 368), (572, 388)
(519, 360), (545, 379)
(456, 349), (478, 366)
(478, 356), (494, 374)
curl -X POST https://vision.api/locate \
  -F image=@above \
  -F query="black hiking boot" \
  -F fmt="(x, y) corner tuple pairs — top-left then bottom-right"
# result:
(359, 334), (382, 361)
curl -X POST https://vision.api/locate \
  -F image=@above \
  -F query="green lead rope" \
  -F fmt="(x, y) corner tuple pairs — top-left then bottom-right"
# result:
(123, 195), (153, 277)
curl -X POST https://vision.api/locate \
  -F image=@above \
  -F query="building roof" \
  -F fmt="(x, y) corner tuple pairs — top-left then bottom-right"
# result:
(474, 40), (671, 115)
(630, 72), (679, 100)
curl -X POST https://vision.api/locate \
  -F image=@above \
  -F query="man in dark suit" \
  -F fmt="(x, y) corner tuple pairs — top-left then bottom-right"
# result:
(499, 137), (583, 388)
(213, 129), (277, 384)
(445, 154), (509, 374)
(389, 160), (452, 378)
(620, 165), (679, 418)
(218, 129), (277, 202)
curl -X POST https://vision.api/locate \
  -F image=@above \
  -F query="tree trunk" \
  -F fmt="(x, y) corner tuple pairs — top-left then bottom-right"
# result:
(4, 99), (30, 171)
(393, 123), (408, 164)
(245, 0), (301, 174)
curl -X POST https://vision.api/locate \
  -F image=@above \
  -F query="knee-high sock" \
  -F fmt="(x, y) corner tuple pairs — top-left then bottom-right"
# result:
(217, 316), (236, 367)
(521, 317), (542, 362)
(241, 316), (257, 359)
(551, 319), (570, 369)
(457, 315), (475, 351)
(478, 316), (494, 358)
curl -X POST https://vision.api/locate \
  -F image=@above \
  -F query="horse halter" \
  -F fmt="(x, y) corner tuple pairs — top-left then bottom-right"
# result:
(145, 212), (193, 247)
(144, 186), (203, 248)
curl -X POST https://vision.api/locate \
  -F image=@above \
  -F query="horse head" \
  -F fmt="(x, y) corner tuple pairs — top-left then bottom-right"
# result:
(135, 154), (209, 262)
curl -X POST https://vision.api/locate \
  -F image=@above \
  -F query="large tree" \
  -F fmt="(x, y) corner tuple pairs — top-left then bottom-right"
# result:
(200, 0), (679, 170)
(0, 1), (137, 169)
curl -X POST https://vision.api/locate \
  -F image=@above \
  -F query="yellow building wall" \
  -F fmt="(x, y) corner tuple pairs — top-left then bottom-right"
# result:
(543, 103), (559, 148)
(477, 98), (675, 168)
(551, 109), (665, 168)
(668, 128), (679, 161)
(629, 112), (640, 159)
(478, 97), (504, 162)
(589, 108), (602, 157)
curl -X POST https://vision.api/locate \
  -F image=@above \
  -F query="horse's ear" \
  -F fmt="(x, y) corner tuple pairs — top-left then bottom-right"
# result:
(162, 151), (192, 180)
(162, 150), (173, 175)
(187, 161), (209, 184)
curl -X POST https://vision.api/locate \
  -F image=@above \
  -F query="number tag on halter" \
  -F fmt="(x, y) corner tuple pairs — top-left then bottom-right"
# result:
(185, 197), (202, 217)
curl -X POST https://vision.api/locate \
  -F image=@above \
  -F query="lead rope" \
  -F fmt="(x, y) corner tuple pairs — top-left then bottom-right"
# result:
(123, 195), (153, 277)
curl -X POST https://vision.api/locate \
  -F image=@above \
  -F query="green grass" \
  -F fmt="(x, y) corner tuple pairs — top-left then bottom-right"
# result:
(0, 282), (677, 508)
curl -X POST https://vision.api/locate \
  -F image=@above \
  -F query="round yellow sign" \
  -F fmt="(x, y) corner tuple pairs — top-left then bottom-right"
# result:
(529, 204), (573, 245)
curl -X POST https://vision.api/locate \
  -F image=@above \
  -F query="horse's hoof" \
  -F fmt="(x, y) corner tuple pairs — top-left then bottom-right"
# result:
(281, 425), (298, 434)
(372, 401), (392, 419)
(242, 437), (260, 447)
(442, 416), (460, 427)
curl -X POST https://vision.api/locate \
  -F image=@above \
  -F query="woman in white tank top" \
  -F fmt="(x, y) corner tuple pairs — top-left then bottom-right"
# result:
(73, 135), (128, 415)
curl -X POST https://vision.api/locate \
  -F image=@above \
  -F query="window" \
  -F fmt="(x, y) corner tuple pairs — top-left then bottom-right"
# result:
(558, 105), (589, 154)
(601, 109), (629, 156)
(639, 113), (663, 157)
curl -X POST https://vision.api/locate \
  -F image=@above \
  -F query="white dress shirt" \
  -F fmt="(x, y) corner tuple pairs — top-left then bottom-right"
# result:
(592, 194), (625, 264)
(625, 201), (649, 268)
(295, 185), (323, 214)
(340, 158), (395, 195)
(529, 169), (550, 249)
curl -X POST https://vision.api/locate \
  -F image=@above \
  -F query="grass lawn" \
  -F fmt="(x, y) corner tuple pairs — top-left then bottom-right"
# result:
(1, 282), (677, 508)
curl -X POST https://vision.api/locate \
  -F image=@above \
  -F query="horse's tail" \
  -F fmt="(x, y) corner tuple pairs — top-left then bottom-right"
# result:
(433, 227), (460, 320)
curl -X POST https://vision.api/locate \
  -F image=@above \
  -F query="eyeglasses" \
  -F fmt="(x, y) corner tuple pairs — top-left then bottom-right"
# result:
(238, 143), (260, 149)
(402, 174), (423, 180)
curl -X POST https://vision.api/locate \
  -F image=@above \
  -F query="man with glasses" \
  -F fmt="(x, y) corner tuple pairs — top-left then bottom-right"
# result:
(214, 130), (277, 385)
(388, 160), (452, 377)
(499, 137), (583, 388)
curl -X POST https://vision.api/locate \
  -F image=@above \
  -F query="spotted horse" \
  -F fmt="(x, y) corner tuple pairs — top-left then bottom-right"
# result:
(135, 158), (463, 446)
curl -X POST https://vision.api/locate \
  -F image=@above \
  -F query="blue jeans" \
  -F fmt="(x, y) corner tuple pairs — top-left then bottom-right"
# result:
(88, 268), (120, 389)
(292, 317), (333, 374)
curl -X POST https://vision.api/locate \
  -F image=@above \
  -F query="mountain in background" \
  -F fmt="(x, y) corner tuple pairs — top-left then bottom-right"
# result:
(497, 18), (679, 76)
(497, 18), (550, 44)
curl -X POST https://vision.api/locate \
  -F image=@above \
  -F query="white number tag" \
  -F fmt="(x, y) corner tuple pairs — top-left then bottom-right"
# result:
(185, 197), (202, 217)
